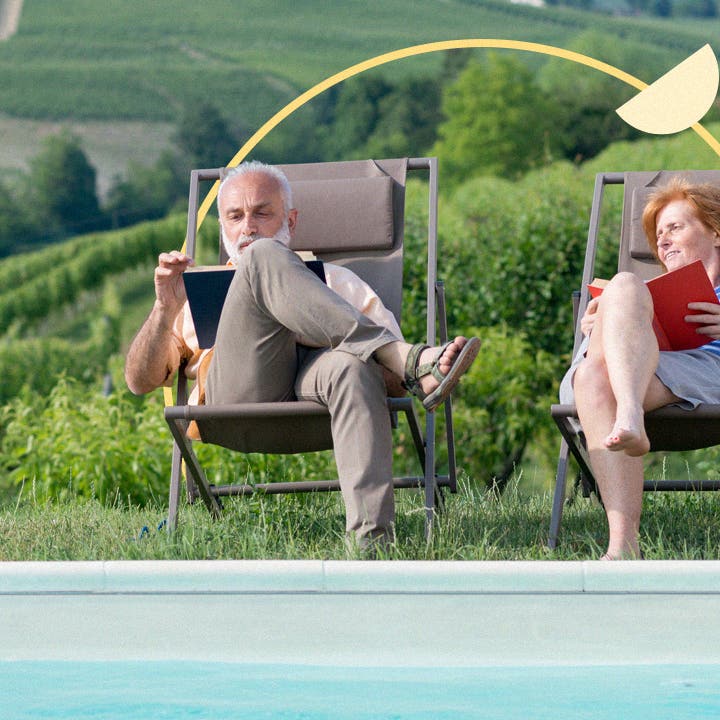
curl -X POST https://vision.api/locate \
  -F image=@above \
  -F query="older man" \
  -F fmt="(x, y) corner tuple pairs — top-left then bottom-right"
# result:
(125, 161), (479, 547)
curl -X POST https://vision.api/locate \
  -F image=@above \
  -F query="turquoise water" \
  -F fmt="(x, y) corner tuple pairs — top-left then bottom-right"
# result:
(3, 662), (720, 719)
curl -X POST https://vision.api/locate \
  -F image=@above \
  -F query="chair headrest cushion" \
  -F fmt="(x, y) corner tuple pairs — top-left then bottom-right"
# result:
(287, 176), (394, 253)
(629, 186), (658, 261)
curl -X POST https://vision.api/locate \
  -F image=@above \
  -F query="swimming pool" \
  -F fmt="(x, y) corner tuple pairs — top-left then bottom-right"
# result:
(3, 660), (720, 719)
(2, 560), (720, 717)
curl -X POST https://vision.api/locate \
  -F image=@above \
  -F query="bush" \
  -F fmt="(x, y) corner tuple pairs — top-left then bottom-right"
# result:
(0, 379), (172, 506)
(449, 324), (559, 490)
(0, 371), (341, 507)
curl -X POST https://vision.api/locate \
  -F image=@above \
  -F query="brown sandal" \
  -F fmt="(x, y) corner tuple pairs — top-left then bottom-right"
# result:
(402, 337), (480, 411)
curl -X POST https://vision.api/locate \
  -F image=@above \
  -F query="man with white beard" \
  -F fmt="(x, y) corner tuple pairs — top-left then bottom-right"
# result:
(125, 161), (479, 549)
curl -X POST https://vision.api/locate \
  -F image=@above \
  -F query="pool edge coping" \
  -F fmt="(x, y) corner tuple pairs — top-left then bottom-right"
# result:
(3, 559), (720, 594)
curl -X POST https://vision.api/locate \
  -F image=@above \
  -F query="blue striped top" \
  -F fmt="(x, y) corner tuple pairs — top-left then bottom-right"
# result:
(697, 286), (720, 357)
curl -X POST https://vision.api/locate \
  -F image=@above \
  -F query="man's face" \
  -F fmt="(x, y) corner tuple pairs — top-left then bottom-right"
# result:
(218, 171), (297, 256)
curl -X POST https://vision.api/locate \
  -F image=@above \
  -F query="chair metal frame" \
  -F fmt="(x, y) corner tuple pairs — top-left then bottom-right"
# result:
(165, 157), (457, 538)
(549, 171), (720, 549)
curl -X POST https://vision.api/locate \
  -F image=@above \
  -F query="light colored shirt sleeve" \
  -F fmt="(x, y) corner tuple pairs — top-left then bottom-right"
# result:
(323, 262), (404, 340)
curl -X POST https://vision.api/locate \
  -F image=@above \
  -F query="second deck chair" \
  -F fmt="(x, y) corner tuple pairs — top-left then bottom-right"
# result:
(164, 157), (458, 537)
(549, 170), (720, 548)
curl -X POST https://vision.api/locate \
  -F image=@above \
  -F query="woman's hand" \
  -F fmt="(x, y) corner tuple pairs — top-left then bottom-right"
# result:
(687, 301), (720, 340)
(580, 297), (600, 337)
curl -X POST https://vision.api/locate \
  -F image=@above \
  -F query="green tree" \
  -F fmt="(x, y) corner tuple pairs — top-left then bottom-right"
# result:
(431, 54), (557, 184)
(253, 104), (325, 165)
(674, 0), (717, 14)
(319, 74), (393, 160)
(105, 151), (184, 229)
(651, 0), (673, 16)
(173, 101), (242, 170)
(0, 181), (35, 257)
(438, 47), (475, 83)
(364, 77), (442, 158)
(29, 132), (105, 239)
(537, 32), (670, 162)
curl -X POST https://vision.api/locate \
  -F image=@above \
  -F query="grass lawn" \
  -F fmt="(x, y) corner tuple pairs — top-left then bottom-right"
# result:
(2, 479), (720, 561)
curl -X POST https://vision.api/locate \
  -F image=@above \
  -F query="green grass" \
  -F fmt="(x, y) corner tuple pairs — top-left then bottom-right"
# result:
(3, 479), (720, 561)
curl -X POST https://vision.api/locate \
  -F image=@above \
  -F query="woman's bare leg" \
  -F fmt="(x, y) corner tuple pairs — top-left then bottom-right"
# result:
(573, 273), (678, 558)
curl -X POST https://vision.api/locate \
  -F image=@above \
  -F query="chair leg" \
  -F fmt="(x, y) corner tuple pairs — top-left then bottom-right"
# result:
(423, 411), (437, 540)
(548, 438), (571, 549)
(167, 441), (184, 532)
(443, 397), (457, 493)
(166, 418), (223, 518)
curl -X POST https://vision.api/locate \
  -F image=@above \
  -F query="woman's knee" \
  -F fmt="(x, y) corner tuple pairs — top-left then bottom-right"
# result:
(602, 272), (653, 317)
(574, 356), (612, 398)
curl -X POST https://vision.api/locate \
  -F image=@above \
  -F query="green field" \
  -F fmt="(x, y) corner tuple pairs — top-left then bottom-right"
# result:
(1, 0), (717, 126)
(1, 0), (718, 189)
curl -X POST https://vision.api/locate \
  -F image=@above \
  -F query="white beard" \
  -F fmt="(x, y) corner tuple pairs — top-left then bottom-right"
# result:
(221, 221), (292, 265)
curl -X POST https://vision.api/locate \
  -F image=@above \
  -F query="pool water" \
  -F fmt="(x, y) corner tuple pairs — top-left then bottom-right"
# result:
(3, 662), (720, 719)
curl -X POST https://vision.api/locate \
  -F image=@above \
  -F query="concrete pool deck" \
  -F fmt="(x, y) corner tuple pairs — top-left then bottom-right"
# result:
(2, 560), (720, 666)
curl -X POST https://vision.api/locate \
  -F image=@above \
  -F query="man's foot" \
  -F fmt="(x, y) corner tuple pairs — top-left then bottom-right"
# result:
(604, 424), (650, 456)
(403, 336), (481, 411)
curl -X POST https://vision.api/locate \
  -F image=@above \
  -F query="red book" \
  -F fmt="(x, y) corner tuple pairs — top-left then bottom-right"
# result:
(588, 260), (719, 351)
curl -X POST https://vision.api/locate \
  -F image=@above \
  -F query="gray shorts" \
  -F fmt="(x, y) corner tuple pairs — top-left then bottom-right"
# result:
(559, 335), (720, 410)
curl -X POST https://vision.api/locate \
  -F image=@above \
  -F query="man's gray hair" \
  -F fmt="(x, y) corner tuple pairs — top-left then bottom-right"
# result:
(218, 161), (293, 214)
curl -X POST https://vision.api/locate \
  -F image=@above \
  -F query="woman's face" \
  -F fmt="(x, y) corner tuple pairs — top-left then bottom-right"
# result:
(655, 199), (720, 274)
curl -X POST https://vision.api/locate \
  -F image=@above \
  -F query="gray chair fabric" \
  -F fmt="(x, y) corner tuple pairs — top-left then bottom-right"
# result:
(548, 170), (720, 549)
(165, 157), (457, 535)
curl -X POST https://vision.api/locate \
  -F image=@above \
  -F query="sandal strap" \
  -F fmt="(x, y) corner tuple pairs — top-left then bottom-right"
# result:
(402, 341), (454, 397)
(402, 343), (429, 395)
(416, 342), (452, 382)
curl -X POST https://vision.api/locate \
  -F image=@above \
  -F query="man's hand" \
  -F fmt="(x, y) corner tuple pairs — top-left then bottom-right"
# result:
(686, 301), (720, 340)
(580, 296), (600, 337)
(125, 251), (191, 395)
(154, 251), (194, 315)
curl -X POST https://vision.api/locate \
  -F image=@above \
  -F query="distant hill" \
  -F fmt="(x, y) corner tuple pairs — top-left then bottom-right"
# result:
(0, 0), (717, 125)
(0, 1), (718, 192)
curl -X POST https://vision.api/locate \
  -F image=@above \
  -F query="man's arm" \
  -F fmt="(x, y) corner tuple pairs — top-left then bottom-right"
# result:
(124, 251), (193, 395)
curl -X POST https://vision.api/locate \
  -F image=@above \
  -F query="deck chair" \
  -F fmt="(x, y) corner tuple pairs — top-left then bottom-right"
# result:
(164, 157), (458, 537)
(549, 170), (720, 549)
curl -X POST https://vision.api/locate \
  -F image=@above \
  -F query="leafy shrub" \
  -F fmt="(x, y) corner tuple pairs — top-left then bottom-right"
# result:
(0, 370), (341, 507)
(0, 379), (172, 505)
(447, 324), (559, 490)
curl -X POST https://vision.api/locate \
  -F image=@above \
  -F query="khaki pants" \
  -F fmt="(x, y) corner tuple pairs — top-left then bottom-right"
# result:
(206, 238), (397, 542)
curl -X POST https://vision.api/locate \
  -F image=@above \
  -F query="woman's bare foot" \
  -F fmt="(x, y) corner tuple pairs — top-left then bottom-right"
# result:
(604, 424), (650, 457)
(601, 548), (643, 561)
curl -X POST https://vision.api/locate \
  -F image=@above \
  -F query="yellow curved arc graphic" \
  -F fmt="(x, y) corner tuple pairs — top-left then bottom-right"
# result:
(193, 38), (719, 230)
(194, 39), (647, 228)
